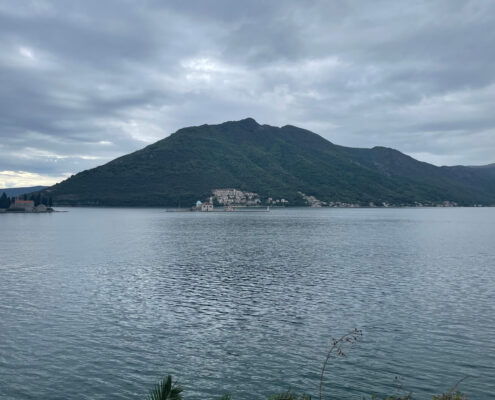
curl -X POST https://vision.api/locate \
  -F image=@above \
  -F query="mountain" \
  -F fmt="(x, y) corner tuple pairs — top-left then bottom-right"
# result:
(0, 186), (48, 198)
(41, 118), (495, 207)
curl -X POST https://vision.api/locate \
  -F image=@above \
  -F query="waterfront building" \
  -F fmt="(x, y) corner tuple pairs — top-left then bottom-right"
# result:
(35, 204), (47, 212)
(201, 202), (213, 211)
(10, 199), (35, 212)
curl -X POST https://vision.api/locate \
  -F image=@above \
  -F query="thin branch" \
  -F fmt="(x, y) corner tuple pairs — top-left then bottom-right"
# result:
(448, 375), (471, 394)
(319, 328), (362, 400)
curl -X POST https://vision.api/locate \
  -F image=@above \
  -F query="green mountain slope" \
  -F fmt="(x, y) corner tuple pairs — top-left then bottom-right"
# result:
(42, 118), (495, 206)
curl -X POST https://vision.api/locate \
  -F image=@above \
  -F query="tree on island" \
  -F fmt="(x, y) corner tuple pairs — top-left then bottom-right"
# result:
(28, 193), (48, 206)
(0, 192), (10, 208)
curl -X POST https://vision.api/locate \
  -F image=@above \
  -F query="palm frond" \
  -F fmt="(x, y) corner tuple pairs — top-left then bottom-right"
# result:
(147, 375), (183, 400)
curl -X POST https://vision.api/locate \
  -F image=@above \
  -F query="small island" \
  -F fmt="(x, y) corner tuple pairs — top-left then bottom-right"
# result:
(0, 192), (54, 213)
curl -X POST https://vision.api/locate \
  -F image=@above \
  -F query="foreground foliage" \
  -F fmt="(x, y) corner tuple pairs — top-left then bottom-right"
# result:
(147, 375), (183, 400)
(371, 392), (467, 400)
(268, 391), (312, 400)
(145, 328), (468, 400)
(145, 375), (468, 400)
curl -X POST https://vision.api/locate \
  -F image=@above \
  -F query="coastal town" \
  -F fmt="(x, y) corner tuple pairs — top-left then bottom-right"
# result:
(187, 188), (467, 212)
(189, 188), (290, 212)
(191, 189), (266, 212)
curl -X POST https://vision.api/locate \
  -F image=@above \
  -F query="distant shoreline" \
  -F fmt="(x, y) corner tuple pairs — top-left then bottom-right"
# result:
(7, 204), (491, 210)
(0, 208), (57, 214)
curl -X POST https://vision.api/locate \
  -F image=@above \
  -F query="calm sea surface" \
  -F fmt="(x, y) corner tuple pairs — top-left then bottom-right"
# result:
(0, 208), (494, 399)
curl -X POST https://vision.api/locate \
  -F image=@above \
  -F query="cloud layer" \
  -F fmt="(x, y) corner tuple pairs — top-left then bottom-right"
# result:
(1, 0), (495, 186)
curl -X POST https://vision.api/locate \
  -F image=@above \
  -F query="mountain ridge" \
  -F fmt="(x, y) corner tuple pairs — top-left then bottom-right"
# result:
(1, 186), (48, 198)
(41, 118), (495, 207)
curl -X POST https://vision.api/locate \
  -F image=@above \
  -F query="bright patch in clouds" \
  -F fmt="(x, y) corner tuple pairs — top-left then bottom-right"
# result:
(19, 46), (35, 59)
(181, 57), (219, 72)
(0, 171), (69, 188)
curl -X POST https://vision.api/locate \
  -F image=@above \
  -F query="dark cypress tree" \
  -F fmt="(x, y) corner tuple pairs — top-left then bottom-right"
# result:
(23, 194), (28, 200)
(48, 197), (53, 207)
(0, 192), (8, 208)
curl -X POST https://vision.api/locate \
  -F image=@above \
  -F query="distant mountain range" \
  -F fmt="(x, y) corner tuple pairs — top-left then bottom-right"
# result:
(0, 186), (48, 198)
(41, 118), (495, 207)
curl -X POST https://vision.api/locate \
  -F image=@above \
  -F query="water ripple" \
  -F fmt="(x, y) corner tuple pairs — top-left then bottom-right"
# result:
(1, 208), (494, 399)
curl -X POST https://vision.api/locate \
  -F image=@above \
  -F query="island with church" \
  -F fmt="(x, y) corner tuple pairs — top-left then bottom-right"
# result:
(0, 192), (54, 213)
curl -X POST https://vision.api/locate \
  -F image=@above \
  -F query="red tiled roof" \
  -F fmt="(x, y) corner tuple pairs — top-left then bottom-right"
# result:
(15, 200), (34, 205)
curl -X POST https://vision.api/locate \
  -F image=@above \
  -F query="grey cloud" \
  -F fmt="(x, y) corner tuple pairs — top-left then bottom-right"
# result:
(1, 0), (495, 187)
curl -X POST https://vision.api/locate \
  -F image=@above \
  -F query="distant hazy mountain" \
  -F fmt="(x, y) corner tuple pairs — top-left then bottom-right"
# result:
(1, 186), (48, 198)
(41, 118), (495, 206)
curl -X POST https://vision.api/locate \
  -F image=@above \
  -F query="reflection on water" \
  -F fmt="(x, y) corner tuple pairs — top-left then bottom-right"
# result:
(0, 208), (494, 399)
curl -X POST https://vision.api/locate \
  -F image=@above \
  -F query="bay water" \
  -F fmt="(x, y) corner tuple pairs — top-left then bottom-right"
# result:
(0, 208), (494, 399)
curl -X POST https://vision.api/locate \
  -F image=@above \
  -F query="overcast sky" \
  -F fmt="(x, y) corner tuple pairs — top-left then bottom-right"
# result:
(1, 0), (495, 187)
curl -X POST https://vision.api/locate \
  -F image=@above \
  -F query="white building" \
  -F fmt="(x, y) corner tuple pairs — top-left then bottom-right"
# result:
(201, 202), (213, 211)
(194, 200), (213, 212)
(212, 188), (261, 205)
(35, 204), (47, 212)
